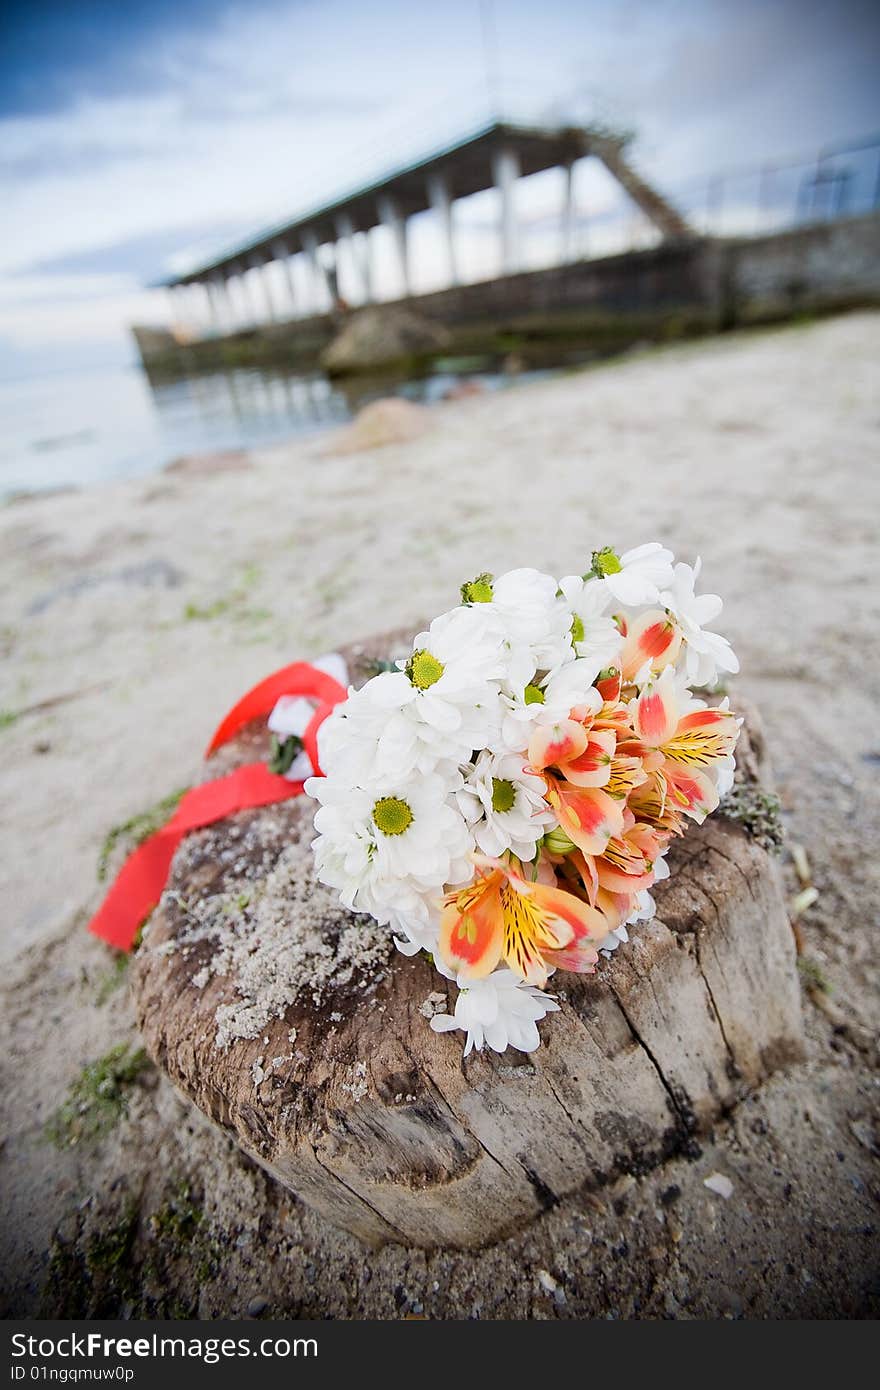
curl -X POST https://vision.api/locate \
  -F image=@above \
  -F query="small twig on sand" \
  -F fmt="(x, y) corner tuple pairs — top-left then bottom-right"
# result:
(3, 680), (111, 726)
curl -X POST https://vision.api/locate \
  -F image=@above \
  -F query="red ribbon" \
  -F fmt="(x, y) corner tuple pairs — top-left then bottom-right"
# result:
(88, 662), (347, 951)
(205, 661), (347, 756)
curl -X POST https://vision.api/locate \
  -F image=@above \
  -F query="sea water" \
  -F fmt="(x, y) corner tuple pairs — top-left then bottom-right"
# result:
(0, 359), (549, 501)
(0, 362), (351, 500)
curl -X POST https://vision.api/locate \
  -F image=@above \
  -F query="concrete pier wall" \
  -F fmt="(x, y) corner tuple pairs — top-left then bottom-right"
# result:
(133, 211), (880, 377)
(725, 211), (880, 323)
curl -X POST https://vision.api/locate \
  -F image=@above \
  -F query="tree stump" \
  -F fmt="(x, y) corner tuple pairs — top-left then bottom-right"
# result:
(131, 635), (804, 1249)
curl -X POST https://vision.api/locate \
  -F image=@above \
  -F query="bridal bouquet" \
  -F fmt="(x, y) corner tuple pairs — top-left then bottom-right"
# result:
(305, 543), (741, 1057)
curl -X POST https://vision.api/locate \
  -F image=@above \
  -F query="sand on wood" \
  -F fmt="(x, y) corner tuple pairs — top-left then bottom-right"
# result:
(131, 636), (804, 1249)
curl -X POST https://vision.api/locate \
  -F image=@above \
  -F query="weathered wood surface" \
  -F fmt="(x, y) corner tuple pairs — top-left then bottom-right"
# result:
(131, 636), (804, 1249)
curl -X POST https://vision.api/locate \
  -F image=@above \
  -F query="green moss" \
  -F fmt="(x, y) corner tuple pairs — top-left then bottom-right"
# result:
(46, 1044), (152, 1149)
(184, 597), (232, 621)
(97, 787), (189, 882)
(194, 1238), (224, 1285)
(0, 709), (19, 730)
(95, 951), (129, 1005)
(718, 784), (784, 855)
(41, 1236), (88, 1317)
(185, 597), (271, 625)
(239, 562), (262, 589)
(41, 1179), (227, 1318)
(150, 1182), (203, 1243)
(41, 1203), (140, 1317)
(88, 1202), (140, 1277)
(183, 562), (270, 625)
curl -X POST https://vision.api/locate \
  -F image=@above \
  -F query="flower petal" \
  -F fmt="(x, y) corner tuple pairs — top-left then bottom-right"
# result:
(635, 677), (679, 746)
(527, 719), (588, 772)
(663, 762), (720, 823)
(558, 729), (616, 787)
(438, 878), (505, 980)
(621, 609), (682, 682)
(664, 708), (740, 766)
(527, 878), (610, 943)
(552, 783), (625, 856)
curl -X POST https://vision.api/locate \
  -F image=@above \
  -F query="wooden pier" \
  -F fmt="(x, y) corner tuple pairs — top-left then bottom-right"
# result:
(132, 121), (880, 378)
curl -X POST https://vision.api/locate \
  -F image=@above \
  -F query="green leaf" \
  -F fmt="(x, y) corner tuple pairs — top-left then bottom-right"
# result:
(268, 733), (302, 776)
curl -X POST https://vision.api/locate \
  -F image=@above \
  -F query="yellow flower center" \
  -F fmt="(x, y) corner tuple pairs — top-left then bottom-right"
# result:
(571, 614), (585, 644)
(491, 777), (516, 814)
(461, 572), (494, 604)
(524, 683), (545, 705)
(372, 796), (413, 836)
(407, 648), (444, 689)
(591, 546), (622, 577)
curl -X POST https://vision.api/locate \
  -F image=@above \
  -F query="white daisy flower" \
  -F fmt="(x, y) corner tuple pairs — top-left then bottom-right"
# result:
(462, 567), (573, 682)
(660, 559), (740, 687)
(501, 658), (602, 751)
(592, 542), (675, 607)
(306, 773), (472, 924)
(320, 605), (505, 787)
(318, 673), (497, 790)
(558, 573), (623, 678)
(456, 749), (554, 861)
(429, 969), (560, 1056)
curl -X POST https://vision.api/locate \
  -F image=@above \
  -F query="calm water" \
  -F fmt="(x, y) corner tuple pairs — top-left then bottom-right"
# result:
(0, 359), (554, 501)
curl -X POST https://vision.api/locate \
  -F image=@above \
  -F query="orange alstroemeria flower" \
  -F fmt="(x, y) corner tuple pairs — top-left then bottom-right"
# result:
(438, 857), (605, 987)
(621, 669), (740, 824)
(595, 820), (662, 895)
(620, 609), (682, 683)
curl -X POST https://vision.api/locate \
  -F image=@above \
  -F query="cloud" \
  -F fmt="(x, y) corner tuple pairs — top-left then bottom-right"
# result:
(0, 0), (259, 118)
(0, 140), (166, 184)
(2, 0), (878, 378)
(12, 223), (252, 283)
(0, 0), (381, 127)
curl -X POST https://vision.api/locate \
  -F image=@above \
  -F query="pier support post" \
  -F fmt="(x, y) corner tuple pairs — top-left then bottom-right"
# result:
(213, 276), (235, 334)
(167, 287), (183, 329)
(355, 230), (374, 303)
(250, 256), (276, 323)
(205, 280), (221, 334)
(191, 283), (211, 337)
(492, 146), (521, 274)
(233, 263), (257, 328)
(561, 159), (577, 263)
(302, 229), (332, 313)
(378, 194), (411, 297)
(427, 173), (459, 286)
(334, 214), (361, 304)
(273, 242), (297, 318)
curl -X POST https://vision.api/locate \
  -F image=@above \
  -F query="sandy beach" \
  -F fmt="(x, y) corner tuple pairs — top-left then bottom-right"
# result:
(2, 312), (878, 1317)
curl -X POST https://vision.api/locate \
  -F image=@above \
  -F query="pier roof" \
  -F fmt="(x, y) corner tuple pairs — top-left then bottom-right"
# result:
(158, 120), (616, 288)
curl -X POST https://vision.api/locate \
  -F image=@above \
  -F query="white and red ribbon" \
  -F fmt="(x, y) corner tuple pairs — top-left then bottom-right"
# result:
(88, 659), (348, 951)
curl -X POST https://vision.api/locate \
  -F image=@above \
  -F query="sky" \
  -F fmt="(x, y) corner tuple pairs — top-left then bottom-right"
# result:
(1, 0), (878, 378)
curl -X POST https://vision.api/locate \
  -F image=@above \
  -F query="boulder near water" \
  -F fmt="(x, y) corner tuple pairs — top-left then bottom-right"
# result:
(320, 306), (451, 376)
(130, 635), (804, 1249)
